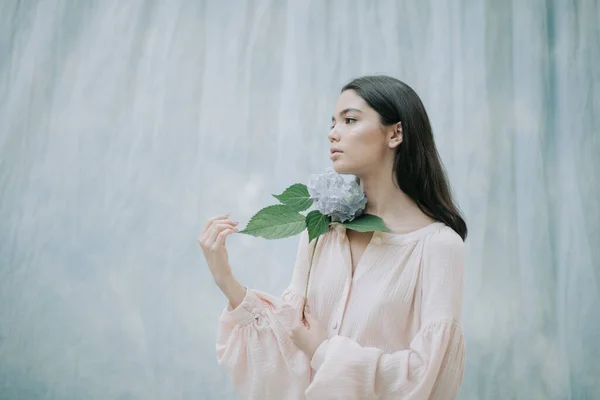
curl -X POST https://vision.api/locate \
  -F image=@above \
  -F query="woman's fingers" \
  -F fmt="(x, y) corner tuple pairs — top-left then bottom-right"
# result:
(215, 226), (237, 247)
(199, 216), (229, 245)
(293, 297), (308, 329)
(304, 310), (317, 328)
(292, 300), (303, 329)
(199, 218), (239, 246)
(208, 221), (238, 243)
(201, 213), (230, 236)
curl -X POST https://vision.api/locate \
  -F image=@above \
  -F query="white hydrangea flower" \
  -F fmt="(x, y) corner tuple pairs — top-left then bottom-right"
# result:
(307, 168), (368, 223)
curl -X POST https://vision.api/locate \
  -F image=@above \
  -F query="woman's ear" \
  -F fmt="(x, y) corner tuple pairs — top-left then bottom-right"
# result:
(389, 121), (403, 149)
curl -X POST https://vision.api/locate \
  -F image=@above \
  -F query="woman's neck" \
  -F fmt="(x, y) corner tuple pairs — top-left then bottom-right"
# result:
(359, 170), (435, 233)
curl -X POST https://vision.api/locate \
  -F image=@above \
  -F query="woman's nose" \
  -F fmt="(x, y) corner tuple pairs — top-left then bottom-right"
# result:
(328, 128), (339, 142)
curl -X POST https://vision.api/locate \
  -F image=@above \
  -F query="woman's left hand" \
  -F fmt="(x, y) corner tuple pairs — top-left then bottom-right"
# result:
(290, 302), (328, 360)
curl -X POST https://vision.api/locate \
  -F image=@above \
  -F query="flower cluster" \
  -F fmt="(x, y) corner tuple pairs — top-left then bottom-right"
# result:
(307, 168), (367, 223)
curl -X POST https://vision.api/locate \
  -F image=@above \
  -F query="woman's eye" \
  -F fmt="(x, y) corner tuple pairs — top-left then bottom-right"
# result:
(345, 117), (356, 124)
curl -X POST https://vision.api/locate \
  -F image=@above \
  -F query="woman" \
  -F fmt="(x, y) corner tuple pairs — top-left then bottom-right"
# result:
(199, 75), (467, 399)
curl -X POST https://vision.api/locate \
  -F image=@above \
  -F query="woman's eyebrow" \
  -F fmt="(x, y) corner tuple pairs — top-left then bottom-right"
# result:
(331, 108), (363, 121)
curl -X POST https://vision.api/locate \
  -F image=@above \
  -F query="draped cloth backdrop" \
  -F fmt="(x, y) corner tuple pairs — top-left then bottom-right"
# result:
(0, 1), (598, 399)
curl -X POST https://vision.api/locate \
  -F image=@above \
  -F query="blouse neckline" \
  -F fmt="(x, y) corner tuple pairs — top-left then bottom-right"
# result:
(332, 221), (445, 246)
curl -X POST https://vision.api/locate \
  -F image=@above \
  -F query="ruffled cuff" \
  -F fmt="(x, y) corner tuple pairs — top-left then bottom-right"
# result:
(221, 288), (264, 325)
(310, 338), (330, 371)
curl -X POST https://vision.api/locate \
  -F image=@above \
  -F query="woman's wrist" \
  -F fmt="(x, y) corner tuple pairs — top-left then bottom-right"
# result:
(215, 273), (246, 309)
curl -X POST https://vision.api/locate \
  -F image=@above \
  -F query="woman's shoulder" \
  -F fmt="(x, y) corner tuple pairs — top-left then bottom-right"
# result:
(424, 224), (464, 253)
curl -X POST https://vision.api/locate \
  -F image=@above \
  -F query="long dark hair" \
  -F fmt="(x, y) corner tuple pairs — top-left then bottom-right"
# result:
(342, 75), (468, 240)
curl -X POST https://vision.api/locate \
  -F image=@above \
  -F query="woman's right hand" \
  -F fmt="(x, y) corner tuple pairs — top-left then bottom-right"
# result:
(198, 213), (239, 284)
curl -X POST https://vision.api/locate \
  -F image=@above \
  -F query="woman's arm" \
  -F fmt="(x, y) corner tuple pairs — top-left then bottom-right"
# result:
(199, 213), (245, 309)
(215, 229), (317, 399)
(215, 273), (247, 310)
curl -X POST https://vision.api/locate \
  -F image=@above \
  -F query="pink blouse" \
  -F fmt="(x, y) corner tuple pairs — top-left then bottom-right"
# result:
(216, 221), (466, 399)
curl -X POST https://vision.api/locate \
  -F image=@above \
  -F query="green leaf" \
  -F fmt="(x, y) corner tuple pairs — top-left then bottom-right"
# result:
(341, 213), (391, 233)
(305, 210), (331, 243)
(272, 183), (313, 212)
(238, 204), (307, 239)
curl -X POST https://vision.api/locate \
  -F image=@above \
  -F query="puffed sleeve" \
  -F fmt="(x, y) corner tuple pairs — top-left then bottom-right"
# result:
(216, 229), (315, 399)
(305, 228), (466, 400)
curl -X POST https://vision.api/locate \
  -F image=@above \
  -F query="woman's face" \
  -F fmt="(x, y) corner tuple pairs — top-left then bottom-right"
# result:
(328, 89), (391, 176)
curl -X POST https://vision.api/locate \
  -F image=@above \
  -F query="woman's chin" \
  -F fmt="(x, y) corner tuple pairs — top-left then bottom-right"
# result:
(331, 162), (353, 175)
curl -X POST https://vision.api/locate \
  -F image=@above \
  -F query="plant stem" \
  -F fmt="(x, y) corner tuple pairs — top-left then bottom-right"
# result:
(302, 235), (319, 319)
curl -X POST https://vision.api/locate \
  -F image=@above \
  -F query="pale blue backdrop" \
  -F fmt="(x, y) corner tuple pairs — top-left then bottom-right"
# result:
(1, 1), (599, 399)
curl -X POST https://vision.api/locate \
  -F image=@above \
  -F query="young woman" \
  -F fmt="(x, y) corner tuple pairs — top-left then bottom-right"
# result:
(199, 75), (467, 399)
